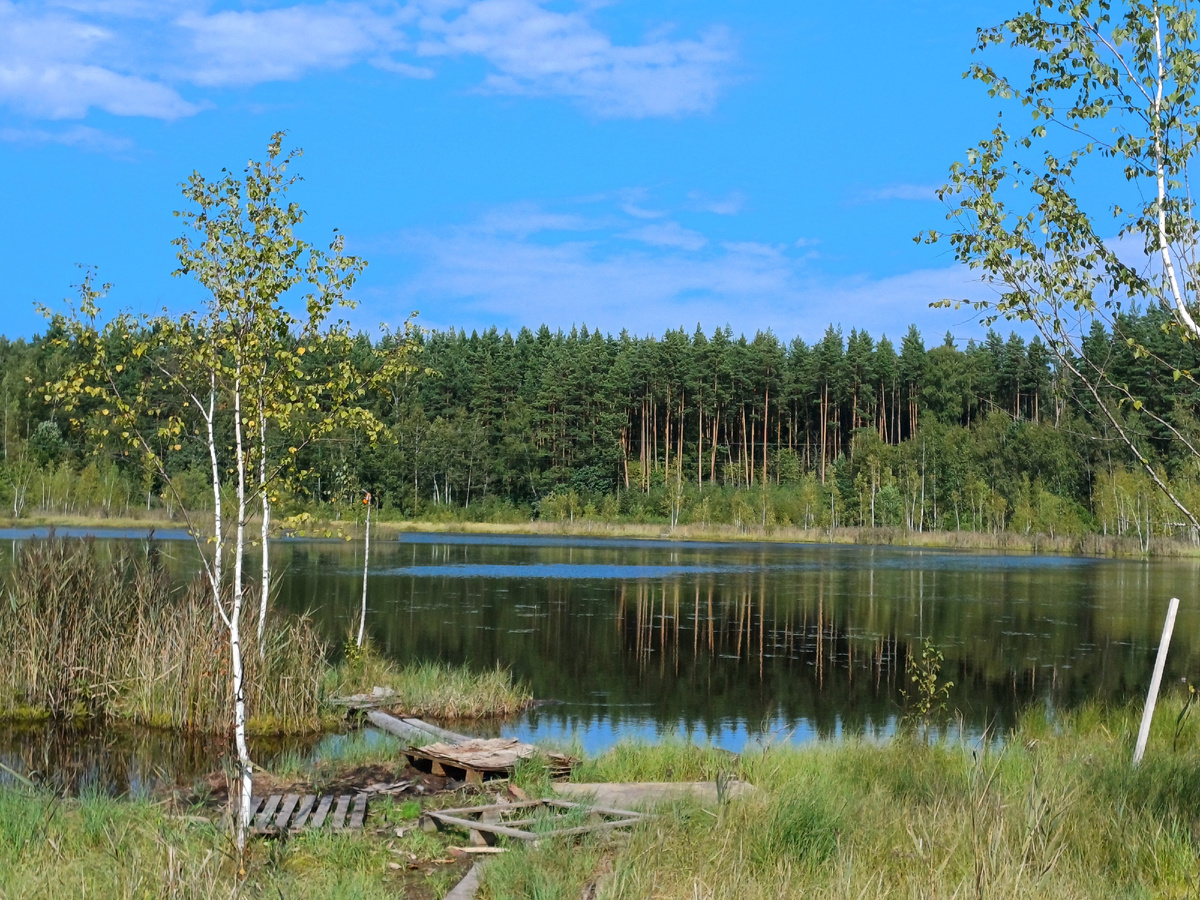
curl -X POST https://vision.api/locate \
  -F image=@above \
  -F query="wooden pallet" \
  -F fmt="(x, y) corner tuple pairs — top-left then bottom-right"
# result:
(423, 798), (648, 845)
(404, 739), (576, 785)
(241, 793), (368, 835)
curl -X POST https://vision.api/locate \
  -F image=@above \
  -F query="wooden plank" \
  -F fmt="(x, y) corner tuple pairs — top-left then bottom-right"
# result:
(245, 796), (265, 821)
(308, 795), (334, 830)
(254, 795), (282, 831)
(427, 810), (649, 842)
(275, 794), (301, 831)
(330, 794), (352, 830)
(290, 795), (316, 830)
(465, 767), (483, 785)
(348, 793), (368, 830)
(367, 710), (471, 745)
(444, 864), (483, 900)
(430, 760), (447, 776)
(427, 812), (536, 841)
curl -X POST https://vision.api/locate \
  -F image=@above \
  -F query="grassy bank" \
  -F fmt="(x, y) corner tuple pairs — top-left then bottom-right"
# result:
(364, 517), (1200, 558)
(9, 508), (1200, 557)
(6, 700), (1200, 898)
(0, 540), (531, 733)
(483, 699), (1200, 899)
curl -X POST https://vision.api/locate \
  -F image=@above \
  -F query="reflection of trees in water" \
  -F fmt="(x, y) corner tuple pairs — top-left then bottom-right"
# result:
(0, 721), (319, 795)
(58, 538), (1200, 740)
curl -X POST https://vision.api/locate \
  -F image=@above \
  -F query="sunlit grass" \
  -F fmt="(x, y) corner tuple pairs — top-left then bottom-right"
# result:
(330, 640), (532, 720)
(480, 693), (1200, 900)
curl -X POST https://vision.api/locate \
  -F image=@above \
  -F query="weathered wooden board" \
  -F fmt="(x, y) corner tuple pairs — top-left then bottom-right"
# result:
(405, 738), (576, 783)
(242, 793), (366, 835)
(423, 798), (648, 842)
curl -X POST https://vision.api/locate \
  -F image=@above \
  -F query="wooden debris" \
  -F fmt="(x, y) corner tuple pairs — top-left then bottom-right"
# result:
(554, 780), (759, 810)
(405, 739), (577, 784)
(444, 863), (484, 900)
(238, 793), (365, 835)
(422, 798), (648, 843)
(367, 710), (472, 744)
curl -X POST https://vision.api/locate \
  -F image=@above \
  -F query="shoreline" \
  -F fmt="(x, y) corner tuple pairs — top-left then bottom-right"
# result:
(1, 511), (1197, 558)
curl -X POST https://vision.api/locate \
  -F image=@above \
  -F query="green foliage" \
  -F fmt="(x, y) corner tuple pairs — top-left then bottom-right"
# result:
(899, 639), (955, 735)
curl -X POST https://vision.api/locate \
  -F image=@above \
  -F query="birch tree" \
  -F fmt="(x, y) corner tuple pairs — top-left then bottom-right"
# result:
(45, 135), (416, 857)
(928, 0), (1200, 530)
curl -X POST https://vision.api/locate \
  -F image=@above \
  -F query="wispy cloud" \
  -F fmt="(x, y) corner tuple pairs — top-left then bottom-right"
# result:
(0, 122), (133, 152)
(850, 183), (941, 204)
(416, 0), (734, 118)
(0, 1), (736, 123)
(365, 193), (988, 340)
(176, 3), (411, 87)
(0, 0), (198, 119)
(688, 189), (745, 216)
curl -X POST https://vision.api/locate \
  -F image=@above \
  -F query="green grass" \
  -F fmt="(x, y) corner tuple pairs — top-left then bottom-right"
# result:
(331, 640), (532, 720)
(477, 693), (1200, 900)
(0, 785), (468, 899)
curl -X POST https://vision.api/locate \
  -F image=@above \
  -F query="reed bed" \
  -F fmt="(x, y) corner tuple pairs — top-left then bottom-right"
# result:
(0, 539), (329, 734)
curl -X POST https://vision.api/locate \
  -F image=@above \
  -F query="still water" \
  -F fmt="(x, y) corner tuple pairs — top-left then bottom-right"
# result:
(3, 530), (1199, 789)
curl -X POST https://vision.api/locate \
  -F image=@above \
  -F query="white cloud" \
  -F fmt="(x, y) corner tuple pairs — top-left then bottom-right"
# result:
(176, 3), (409, 87)
(0, 1), (735, 122)
(0, 122), (133, 152)
(0, 1), (197, 118)
(688, 189), (744, 216)
(623, 221), (707, 251)
(852, 183), (941, 204)
(417, 1), (734, 118)
(369, 194), (990, 340)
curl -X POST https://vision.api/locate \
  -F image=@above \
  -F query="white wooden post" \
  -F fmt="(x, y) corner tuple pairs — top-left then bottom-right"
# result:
(1134, 597), (1180, 766)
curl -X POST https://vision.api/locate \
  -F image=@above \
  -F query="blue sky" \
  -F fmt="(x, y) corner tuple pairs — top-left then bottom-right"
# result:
(0, 0), (1020, 343)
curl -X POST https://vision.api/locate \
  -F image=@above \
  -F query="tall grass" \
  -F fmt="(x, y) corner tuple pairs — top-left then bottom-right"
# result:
(0, 539), (329, 734)
(0, 785), (458, 899)
(479, 696), (1200, 899)
(331, 641), (532, 719)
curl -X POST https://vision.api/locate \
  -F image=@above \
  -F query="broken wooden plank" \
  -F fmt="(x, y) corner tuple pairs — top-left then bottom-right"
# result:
(274, 794), (300, 831)
(405, 738), (577, 780)
(554, 781), (759, 810)
(366, 710), (471, 745)
(254, 795), (282, 831)
(330, 794), (352, 830)
(245, 796), (265, 821)
(444, 864), (483, 900)
(348, 793), (368, 830)
(290, 795), (316, 830)
(308, 795), (334, 830)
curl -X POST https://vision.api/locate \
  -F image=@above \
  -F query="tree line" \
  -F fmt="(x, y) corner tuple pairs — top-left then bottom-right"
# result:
(3, 304), (1199, 543)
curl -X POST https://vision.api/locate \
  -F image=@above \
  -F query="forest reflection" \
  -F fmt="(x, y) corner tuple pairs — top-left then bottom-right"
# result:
(4, 533), (1197, 749)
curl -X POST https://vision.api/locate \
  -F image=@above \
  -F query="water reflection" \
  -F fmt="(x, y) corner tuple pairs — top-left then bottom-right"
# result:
(3, 532), (1199, 770)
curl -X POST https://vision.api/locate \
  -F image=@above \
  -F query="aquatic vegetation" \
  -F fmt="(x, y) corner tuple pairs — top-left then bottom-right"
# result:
(331, 639), (532, 720)
(0, 540), (529, 734)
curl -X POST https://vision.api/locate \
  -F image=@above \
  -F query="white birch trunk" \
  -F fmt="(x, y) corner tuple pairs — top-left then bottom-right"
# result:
(231, 367), (253, 857)
(357, 493), (371, 647)
(257, 393), (270, 656)
(205, 381), (224, 618)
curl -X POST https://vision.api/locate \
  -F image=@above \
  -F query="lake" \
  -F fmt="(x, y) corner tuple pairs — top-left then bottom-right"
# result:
(3, 530), (1198, 789)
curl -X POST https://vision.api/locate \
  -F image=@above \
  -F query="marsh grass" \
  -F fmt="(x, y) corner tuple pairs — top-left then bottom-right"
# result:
(2, 540), (528, 736)
(0, 784), (461, 899)
(0, 539), (330, 734)
(331, 640), (532, 719)
(478, 695), (1200, 900)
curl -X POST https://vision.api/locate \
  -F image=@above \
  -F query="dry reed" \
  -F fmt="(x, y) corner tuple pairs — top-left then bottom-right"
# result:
(0, 539), (329, 734)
